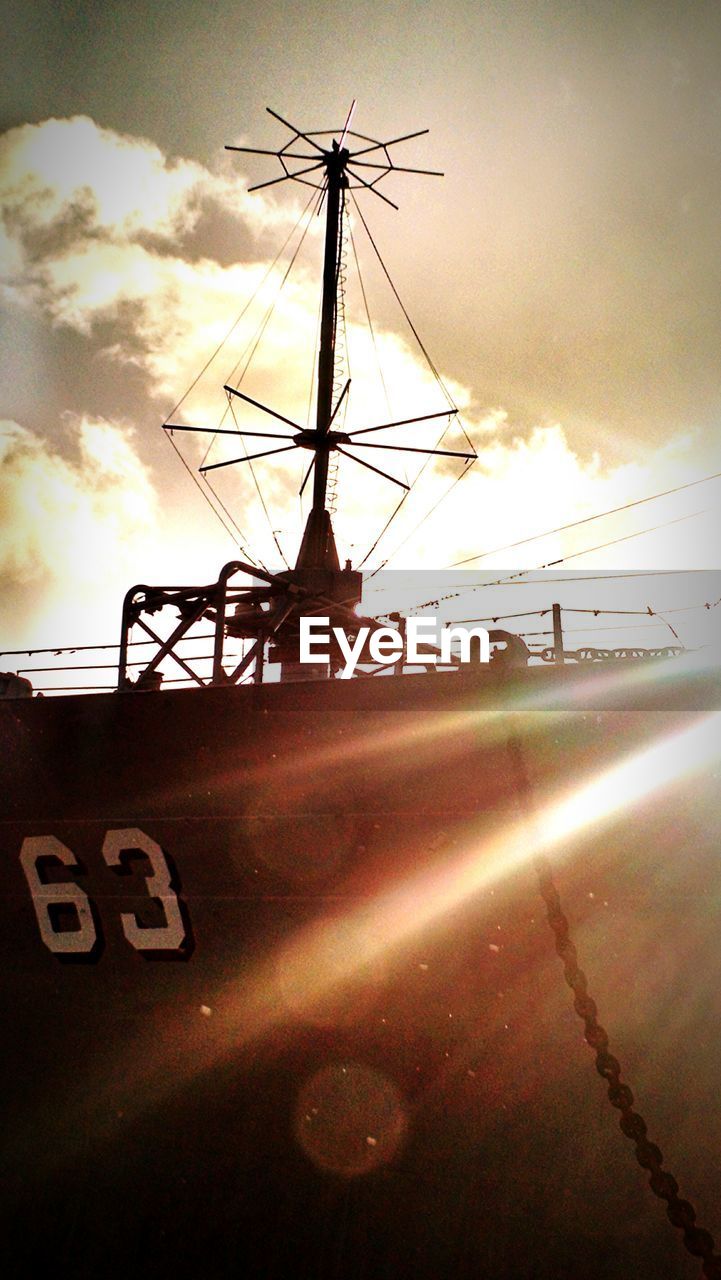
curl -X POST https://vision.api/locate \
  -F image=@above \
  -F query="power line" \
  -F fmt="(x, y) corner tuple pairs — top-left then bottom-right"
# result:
(451, 468), (721, 567)
(493, 508), (705, 583)
(494, 569), (711, 585)
(407, 526), (710, 610)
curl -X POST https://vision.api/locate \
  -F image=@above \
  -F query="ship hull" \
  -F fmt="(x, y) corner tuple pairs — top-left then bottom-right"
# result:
(2, 665), (720, 1277)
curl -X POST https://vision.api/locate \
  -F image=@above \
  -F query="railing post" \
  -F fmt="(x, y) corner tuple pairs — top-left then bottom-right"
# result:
(552, 602), (565, 666)
(212, 572), (229, 686)
(117, 587), (140, 689)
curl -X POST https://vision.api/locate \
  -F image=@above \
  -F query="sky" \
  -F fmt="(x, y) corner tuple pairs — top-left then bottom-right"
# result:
(2, 0), (721, 659)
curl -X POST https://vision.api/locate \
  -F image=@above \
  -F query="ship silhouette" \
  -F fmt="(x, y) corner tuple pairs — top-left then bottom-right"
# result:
(1, 106), (720, 1280)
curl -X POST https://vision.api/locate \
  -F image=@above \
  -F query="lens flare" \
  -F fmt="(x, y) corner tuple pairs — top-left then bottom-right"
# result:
(294, 1062), (407, 1177)
(37, 707), (721, 1165)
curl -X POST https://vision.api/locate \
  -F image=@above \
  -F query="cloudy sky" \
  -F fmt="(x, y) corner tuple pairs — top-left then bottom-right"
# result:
(2, 0), (721, 658)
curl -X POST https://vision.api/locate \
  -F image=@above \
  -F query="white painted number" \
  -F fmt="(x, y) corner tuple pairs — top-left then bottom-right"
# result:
(102, 827), (187, 952)
(20, 835), (98, 955)
(20, 828), (190, 958)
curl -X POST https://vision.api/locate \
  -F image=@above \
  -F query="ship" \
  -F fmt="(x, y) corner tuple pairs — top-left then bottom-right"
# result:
(1, 105), (720, 1280)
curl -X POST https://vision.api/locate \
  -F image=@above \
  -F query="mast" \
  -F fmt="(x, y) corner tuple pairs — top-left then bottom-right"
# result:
(314, 143), (346, 507)
(295, 140), (348, 571)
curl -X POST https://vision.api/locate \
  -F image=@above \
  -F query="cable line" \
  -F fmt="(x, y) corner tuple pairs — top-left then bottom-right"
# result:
(201, 191), (317, 569)
(160, 190), (317, 565)
(350, 192), (454, 408)
(349, 220), (391, 416)
(363, 458), (475, 574)
(351, 194), (477, 454)
(451, 467), (721, 567)
(494, 508), (705, 582)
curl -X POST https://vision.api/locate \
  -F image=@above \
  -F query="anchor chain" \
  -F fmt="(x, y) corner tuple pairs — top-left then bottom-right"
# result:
(506, 736), (721, 1278)
(536, 856), (721, 1277)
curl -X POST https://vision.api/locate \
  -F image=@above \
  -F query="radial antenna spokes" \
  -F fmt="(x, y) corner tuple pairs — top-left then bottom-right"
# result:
(165, 387), (471, 483)
(224, 105), (445, 206)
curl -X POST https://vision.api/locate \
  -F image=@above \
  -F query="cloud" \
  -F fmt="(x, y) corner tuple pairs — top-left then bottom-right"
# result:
(0, 114), (287, 254)
(0, 416), (157, 647)
(1, 116), (204, 247)
(0, 114), (295, 320)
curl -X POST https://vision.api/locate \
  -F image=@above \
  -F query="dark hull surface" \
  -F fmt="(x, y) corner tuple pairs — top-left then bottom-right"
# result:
(2, 664), (720, 1278)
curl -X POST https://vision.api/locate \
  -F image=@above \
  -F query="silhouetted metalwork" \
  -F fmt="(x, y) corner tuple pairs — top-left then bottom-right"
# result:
(182, 107), (474, 560)
(144, 106), (476, 684)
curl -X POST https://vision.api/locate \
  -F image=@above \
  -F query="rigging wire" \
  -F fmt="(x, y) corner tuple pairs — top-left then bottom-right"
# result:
(357, 492), (409, 570)
(414, 512), (706, 606)
(350, 193), (455, 412)
(214, 187), (317, 446)
(207, 201), (317, 446)
(347, 208), (417, 565)
(401, 513), (710, 613)
(348, 220), (391, 416)
(18, 653), (223, 673)
(515, 622), (669, 637)
(450, 467), (721, 567)
(162, 193), (311, 426)
(1, 634), (219, 657)
(198, 190), (318, 570)
(4, 594), (717, 663)
(229, 397), (290, 569)
(494, 570), (714, 587)
(362, 572), (718, 616)
(161, 428), (259, 562)
(350, 193), (476, 454)
(347, 209), (437, 568)
(203, 474), (266, 569)
(347, 193), (477, 568)
(219, 194), (318, 566)
(160, 191), (317, 563)
(363, 458), (475, 574)
(554, 620), (674, 634)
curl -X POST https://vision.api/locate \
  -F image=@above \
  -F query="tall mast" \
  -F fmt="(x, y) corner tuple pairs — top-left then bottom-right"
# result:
(312, 142), (346, 517)
(295, 140), (349, 571)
